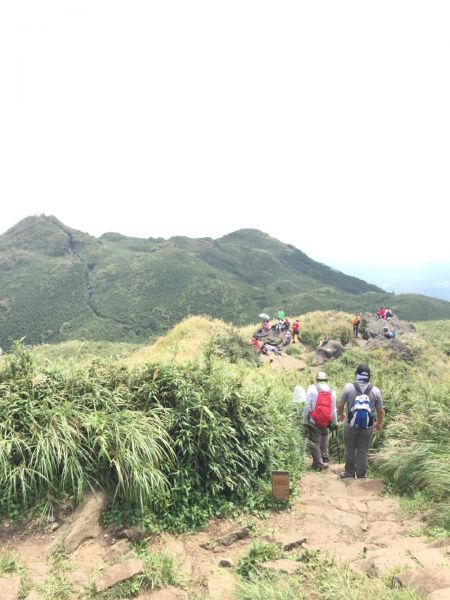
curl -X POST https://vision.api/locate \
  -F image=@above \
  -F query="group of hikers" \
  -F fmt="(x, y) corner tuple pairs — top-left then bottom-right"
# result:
(294, 364), (384, 478)
(252, 308), (302, 356)
(253, 306), (397, 356)
(377, 307), (394, 320)
(251, 307), (392, 478)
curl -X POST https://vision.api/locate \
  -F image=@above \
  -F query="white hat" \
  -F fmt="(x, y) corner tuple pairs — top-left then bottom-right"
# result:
(316, 371), (328, 381)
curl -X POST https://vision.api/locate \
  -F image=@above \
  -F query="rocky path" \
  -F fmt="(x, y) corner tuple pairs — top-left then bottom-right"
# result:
(292, 467), (450, 586)
(2, 469), (450, 599)
(161, 467), (450, 598)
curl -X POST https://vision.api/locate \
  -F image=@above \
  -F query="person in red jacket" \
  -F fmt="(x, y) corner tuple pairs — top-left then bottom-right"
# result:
(292, 319), (301, 344)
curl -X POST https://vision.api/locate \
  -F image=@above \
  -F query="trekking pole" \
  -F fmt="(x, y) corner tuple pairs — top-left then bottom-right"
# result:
(335, 425), (342, 464)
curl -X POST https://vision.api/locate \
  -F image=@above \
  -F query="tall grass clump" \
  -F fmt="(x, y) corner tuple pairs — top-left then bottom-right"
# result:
(127, 358), (303, 530)
(0, 342), (302, 530)
(296, 310), (353, 348)
(0, 343), (172, 514)
(374, 380), (450, 528)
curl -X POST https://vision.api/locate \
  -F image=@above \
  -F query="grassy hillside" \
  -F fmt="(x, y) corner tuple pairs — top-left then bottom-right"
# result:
(0, 313), (449, 600)
(1, 215), (450, 350)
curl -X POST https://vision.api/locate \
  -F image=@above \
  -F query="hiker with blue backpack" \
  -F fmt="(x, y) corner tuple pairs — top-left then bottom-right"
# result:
(304, 371), (338, 472)
(337, 364), (384, 479)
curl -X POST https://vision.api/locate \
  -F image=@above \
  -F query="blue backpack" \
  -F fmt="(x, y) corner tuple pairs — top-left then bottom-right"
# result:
(349, 383), (374, 429)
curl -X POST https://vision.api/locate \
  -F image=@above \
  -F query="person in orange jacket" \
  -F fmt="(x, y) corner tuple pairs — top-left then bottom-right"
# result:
(352, 314), (361, 338)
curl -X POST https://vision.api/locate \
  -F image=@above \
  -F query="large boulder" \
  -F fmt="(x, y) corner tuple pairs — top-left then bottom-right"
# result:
(361, 313), (415, 361)
(364, 336), (414, 360)
(362, 313), (415, 339)
(54, 491), (108, 554)
(94, 558), (145, 593)
(394, 567), (450, 596)
(314, 338), (344, 365)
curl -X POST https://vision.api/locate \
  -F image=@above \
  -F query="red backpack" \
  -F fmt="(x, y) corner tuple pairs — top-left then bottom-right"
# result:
(309, 386), (333, 428)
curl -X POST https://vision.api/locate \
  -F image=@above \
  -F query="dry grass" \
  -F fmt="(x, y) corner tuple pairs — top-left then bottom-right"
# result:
(123, 315), (235, 367)
(122, 311), (354, 370)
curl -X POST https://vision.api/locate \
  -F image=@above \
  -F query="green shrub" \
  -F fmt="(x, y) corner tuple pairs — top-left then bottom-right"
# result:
(204, 330), (260, 366)
(0, 344), (172, 513)
(0, 343), (303, 531)
(236, 541), (282, 579)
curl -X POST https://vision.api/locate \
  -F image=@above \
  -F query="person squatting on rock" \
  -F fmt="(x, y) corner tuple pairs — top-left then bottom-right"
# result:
(337, 364), (384, 479)
(304, 371), (337, 471)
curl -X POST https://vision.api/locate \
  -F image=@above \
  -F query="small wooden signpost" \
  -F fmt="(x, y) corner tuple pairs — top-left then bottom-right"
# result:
(272, 470), (290, 501)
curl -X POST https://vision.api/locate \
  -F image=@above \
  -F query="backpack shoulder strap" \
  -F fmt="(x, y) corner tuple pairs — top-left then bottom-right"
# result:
(354, 382), (373, 397)
(353, 382), (362, 395)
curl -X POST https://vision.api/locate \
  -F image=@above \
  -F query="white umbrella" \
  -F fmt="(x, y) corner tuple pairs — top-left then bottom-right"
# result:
(258, 313), (270, 320)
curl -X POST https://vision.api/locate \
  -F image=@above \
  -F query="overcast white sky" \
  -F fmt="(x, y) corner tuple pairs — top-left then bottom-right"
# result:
(1, 1), (449, 273)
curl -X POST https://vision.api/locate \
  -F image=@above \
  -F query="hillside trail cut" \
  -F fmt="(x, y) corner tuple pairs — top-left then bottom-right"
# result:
(2, 469), (450, 599)
(260, 352), (307, 370)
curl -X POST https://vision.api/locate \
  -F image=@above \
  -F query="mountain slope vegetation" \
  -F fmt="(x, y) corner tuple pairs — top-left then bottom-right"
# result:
(1, 215), (450, 350)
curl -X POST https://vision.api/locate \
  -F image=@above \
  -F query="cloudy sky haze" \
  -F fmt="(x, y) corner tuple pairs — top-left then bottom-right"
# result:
(1, 1), (449, 274)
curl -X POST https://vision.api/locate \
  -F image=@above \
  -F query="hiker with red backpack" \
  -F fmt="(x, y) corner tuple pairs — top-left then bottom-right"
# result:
(292, 319), (301, 343)
(337, 364), (384, 479)
(304, 371), (337, 471)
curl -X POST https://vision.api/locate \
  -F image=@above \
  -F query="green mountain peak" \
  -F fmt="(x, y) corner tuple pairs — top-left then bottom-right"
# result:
(0, 216), (449, 350)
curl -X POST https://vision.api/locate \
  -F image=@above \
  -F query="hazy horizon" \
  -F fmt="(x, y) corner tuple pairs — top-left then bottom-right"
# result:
(2, 1), (450, 276)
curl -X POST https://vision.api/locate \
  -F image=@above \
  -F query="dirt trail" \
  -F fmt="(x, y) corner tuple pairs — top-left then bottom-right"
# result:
(2, 469), (450, 599)
(260, 352), (307, 370)
(169, 466), (450, 598)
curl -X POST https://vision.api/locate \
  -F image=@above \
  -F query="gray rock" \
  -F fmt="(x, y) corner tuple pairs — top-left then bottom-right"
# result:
(360, 313), (416, 360)
(219, 558), (234, 568)
(94, 558), (145, 593)
(201, 527), (250, 550)
(103, 539), (131, 562)
(269, 533), (307, 551)
(216, 527), (250, 547)
(394, 567), (450, 596)
(315, 339), (344, 365)
(199, 541), (216, 551)
(57, 491), (108, 554)
(116, 527), (147, 542)
(67, 569), (91, 591)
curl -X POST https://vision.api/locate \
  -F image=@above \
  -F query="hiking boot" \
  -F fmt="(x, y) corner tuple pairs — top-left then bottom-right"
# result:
(311, 464), (328, 472)
(356, 474), (367, 479)
(339, 472), (355, 479)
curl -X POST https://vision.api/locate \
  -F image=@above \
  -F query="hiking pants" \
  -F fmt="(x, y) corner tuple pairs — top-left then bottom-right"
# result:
(343, 425), (373, 477)
(305, 424), (329, 468)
